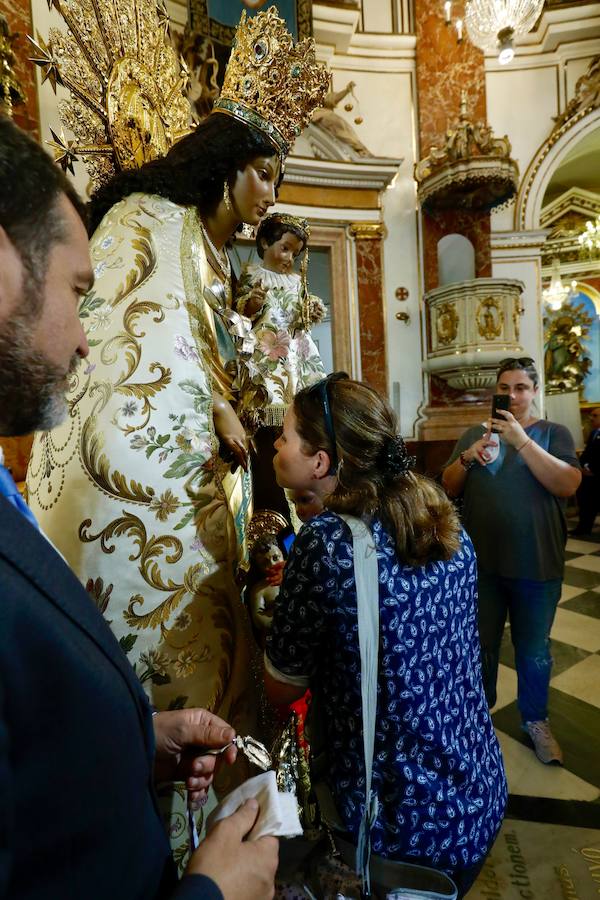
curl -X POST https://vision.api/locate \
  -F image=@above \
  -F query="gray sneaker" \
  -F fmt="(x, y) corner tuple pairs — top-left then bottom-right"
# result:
(525, 720), (563, 765)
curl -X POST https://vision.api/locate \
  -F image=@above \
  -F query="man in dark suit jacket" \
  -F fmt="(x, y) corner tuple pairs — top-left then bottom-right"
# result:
(0, 119), (277, 899)
(572, 407), (600, 536)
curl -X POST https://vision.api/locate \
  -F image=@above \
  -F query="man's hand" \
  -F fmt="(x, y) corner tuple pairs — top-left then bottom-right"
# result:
(187, 799), (278, 900)
(153, 709), (237, 807)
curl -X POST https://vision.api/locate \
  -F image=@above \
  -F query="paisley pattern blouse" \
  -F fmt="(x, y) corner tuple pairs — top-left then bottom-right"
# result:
(266, 512), (507, 875)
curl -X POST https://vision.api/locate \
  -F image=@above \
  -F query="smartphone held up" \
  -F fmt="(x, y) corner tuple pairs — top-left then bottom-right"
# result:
(491, 394), (511, 433)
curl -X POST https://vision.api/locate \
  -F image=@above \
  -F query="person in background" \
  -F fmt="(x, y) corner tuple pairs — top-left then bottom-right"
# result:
(266, 374), (506, 898)
(0, 115), (278, 900)
(442, 357), (581, 766)
(571, 407), (600, 536)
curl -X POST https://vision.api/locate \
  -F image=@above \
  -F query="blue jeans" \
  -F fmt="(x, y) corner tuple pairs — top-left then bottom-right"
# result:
(477, 573), (562, 724)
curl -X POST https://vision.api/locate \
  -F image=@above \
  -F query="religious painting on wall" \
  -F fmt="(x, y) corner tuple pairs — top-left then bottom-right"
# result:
(544, 283), (600, 402)
(188, 0), (312, 44)
(574, 283), (600, 402)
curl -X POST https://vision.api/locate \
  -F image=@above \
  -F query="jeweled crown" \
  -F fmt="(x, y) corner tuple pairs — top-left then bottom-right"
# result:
(213, 6), (330, 158)
(263, 212), (310, 240)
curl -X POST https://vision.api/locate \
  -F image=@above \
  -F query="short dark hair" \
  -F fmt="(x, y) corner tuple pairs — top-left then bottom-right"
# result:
(0, 117), (86, 289)
(255, 216), (307, 259)
(496, 356), (539, 388)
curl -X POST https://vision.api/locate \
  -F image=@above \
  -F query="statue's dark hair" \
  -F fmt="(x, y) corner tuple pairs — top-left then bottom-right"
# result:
(252, 533), (280, 556)
(256, 217), (307, 259)
(0, 117), (87, 291)
(88, 113), (281, 235)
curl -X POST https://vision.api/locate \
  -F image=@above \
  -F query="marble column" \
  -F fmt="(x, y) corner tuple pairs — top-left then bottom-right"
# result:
(414, 0), (490, 291)
(2, 0), (39, 135)
(350, 222), (388, 397)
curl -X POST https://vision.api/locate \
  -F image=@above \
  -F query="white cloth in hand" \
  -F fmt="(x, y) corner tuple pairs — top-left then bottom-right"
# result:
(206, 770), (303, 840)
(485, 432), (500, 464)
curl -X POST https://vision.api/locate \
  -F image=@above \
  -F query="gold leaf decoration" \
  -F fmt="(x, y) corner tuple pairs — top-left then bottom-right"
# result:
(32, 0), (192, 187)
(80, 415), (156, 503)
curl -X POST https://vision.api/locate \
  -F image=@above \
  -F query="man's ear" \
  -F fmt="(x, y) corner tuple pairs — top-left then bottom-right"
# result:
(0, 225), (23, 316)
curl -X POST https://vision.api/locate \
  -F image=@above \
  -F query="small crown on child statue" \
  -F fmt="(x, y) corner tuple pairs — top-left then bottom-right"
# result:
(264, 212), (310, 240)
(213, 6), (330, 158)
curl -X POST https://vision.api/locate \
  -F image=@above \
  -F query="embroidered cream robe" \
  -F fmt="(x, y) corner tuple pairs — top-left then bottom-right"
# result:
(27, 194), (258, 862)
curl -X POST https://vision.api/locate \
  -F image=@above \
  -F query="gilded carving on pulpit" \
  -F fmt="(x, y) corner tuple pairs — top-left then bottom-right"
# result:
(436, 302), (459, 345)
(476, 297), (503, 340)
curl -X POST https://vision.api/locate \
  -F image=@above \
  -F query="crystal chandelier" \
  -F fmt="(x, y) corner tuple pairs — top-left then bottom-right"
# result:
(464, 0), (544, 64)
(578, 216), (600, 255)
(543, 258), (577, 312)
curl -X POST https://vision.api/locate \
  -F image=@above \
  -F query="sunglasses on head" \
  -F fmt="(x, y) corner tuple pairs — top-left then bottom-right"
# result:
(308, 371), (349, 476)
(498, 356), (535, 368)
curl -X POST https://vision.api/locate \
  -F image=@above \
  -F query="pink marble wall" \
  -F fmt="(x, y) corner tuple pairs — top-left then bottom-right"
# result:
(415, 0), (492, 414)
(355, 234), (388, 397)
(2, 0), (39, 135)
(415, 0), (491, 295)
(415, 0), (486, 156)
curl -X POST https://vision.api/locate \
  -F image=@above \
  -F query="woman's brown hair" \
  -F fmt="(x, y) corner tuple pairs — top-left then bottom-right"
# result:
(294, 377), (461, 566)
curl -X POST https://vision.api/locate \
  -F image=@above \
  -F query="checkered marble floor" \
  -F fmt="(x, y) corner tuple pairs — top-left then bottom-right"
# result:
(490, 529), (600, 803)
(467, 523), (600, 898)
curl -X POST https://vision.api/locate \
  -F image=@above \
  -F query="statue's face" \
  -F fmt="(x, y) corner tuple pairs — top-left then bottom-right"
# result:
(262, 231), (303, 275)
(255, 543), (283, 571)
(231, 154), (280, 225)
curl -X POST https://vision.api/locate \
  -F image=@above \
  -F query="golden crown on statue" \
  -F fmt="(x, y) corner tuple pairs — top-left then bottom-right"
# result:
(262, 212), (310, 239)
(213, 6), (330, 158)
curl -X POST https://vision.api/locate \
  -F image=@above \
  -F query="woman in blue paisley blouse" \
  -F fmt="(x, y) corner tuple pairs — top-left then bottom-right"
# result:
(265, 374), (507, 897)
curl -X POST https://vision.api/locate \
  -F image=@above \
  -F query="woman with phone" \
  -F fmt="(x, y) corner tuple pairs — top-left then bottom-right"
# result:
(442, 357), (581, 766)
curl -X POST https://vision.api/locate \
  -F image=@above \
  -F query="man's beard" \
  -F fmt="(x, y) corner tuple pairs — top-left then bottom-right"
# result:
(0, 278), (80, 437)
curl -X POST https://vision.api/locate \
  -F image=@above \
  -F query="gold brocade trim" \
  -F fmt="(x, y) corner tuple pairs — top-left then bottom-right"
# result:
(181, 207), (233, 400)
(78, 511), (208, 631)
(80, 414), (157, 504)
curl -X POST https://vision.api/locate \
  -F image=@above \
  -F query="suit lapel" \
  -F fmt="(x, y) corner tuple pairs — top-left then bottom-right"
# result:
(0, 496), (152, 749)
